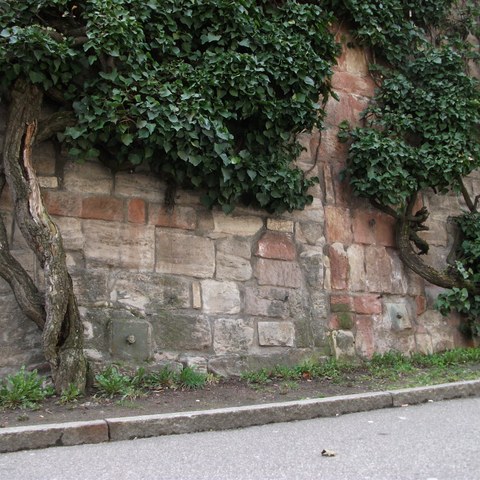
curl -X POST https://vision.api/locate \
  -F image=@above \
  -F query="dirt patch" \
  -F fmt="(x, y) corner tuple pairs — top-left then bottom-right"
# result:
(0, 376), (384, 429)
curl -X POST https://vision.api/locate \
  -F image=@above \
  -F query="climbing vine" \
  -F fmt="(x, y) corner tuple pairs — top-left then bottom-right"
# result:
(334, 0), (480, 333)
(0, 0), (339, 213)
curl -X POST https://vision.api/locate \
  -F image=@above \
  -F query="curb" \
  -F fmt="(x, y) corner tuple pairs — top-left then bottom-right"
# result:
(2, 379), (480, 453)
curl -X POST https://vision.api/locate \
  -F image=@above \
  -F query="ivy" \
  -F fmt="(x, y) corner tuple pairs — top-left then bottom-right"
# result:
(336, 0), (480, 334)
(0, 0), (339, 214)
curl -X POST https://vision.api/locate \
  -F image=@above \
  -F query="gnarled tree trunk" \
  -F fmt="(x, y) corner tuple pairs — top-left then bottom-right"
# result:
(1, 79), (86, 393)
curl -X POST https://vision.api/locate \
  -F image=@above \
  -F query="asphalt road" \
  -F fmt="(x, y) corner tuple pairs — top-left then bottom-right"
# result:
(1, 397), (480, 480)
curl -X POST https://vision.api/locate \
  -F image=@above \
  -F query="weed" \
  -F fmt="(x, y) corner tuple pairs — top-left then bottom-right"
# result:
(278, 381), (299, 394)
(59, 383), (82, 405)
(95, 365), (139, 398)
(272, 365), (300, 380)
(0, 367), (53, 410)
(241, 369), (271, 385)
(178, 367), (207, 390)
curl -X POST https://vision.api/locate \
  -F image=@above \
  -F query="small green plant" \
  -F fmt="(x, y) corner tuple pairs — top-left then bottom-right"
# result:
(178, 367), (207, 390)
(59, 383), (82, 405)
(0, 367), (53, 410)
(240, 368), (272, 385)
(95, 365), (138, 398)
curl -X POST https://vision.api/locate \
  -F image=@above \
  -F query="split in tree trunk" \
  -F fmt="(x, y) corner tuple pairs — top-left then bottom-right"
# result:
(1, 79), (86, 393)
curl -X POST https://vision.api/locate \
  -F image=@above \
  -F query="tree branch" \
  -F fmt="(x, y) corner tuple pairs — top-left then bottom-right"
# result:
(459, 176), (478, 213)
(36, 111), (76, 143)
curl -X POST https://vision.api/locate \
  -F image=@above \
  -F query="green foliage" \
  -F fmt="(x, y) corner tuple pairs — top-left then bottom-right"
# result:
(340, 2), (480, 211)
(0, 367), (53, 409)
(59, 382), (82, 404)
(94, 364), (208, 397)
(0, 0), (339, 214)
(436, 213), (480, 334)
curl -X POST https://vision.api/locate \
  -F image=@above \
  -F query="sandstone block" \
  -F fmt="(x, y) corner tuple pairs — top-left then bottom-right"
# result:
(365, 246), (393, 293)
(330, 294), (354, 312)
(354, 294), (382, 315)
(110, 318), (152, 362)
(192, 282), (202, 309)
(110, 272), (190, 313)
(127, 198), (146, 224)
(330, 330), (356, 359)
(266, 218), (294, 233)
(255, 231), (296, 261)
(44, 191), (82, 217)
(38, 176), (58, 189)
(254, 258), (303, 288)
(212, 211), (264, 236)
(384, 302), (412, 331)
(154, 313), (212, 351)
(352, 209), (396, 247)
(213, 318), (254, 354)
(299, 247), (324, 288)
(81, 196), (124, 222)
(201, 279), (241, 314)
(331, 71), (375, 97)
(325, 206), (352, 244)
(258, 321), (295, 347)
(155, 231), (215, 278)
(297, 222), (324, 246)
(148, 204), (196, 230)
(84, 220), (155, 270)
(217, 236), (252, 258)
(328, 243), (349, 290)
(114, 172), (165, 202)
(355, 315), (375, 358)
(244, 286), (289, 318)
(216, 252), (252, 281)
(53, 216), (84, 250)
(64, 161), (113, 194)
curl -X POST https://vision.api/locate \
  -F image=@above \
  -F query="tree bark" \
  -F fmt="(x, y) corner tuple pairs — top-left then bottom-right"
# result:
(395, 194), (480, 294)
(2, 79), (86, 393)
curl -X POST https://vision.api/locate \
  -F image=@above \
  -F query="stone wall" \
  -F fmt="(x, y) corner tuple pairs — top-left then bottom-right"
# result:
(1, 34), (478, 377)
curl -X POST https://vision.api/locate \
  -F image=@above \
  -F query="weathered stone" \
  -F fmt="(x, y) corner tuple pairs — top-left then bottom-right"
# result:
(50, 216), (84, 251)
(192, 282), (202, 309)
(330, 330), (356, 360)
(71, 270), (109, 305)
(212, 211), (264, 236)
(352, 209), (396, 247)
(110, 272), (190, 313)
(267, 218), (294, 233)
(299, 247), (324, 288)
(415, 331), (434, 355)
(217, 236), (252, 258)
(81, 196), (124, 222)
(328, 243), (349, 290)
(331, 71), (375, 97)
(330, 294), (354, 312)
(365, 246), (393, 293)
(114, 172), (165, 203)
(418, 310), (456, 352)
(297, 222), (324, 246)
(110, 318), (153, 362)
(155, 231), (215, 278)
(38, 176), (58, 189)
(201, 279), (241, 314)
(355, 315), (375, 358)
(325, 206), (352, 244)
(354, 294), (382, 315)
(127, 198), (146, 224)
(207, 355), (248, 377)
(335, 32), (370, 75)
(44, 191), (82, 217)
(244, 286), (289, 318)
(213, 318), (254, 354)
(180, 356), (208, 374)
(148, 204), (197, 230)
(254, 258), (303, 288)
(255, 231), (296, 261)
(84, 220), (155, 271)
(258, 321), (295, 346)
(384, 302), (413, 331)
(154, 313), (212, 351)
(64, 160), (113, 194)
(216, 252), (252, 281)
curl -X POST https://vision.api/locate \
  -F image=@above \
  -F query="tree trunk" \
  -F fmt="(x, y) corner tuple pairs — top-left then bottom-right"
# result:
(395, 196), (480, 295)
(1, 79), (86, 393)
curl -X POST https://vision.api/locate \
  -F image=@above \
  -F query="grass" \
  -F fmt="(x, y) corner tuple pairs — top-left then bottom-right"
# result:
(3, 348), (480, 411)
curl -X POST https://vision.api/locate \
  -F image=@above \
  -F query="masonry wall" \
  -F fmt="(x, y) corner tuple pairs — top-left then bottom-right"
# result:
(1, 33), (478, 377)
